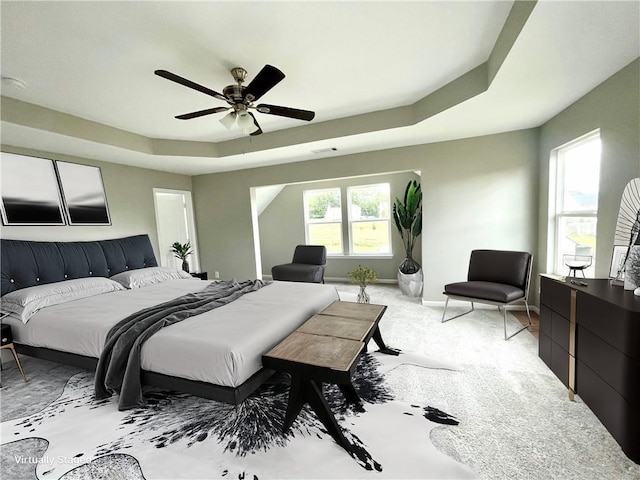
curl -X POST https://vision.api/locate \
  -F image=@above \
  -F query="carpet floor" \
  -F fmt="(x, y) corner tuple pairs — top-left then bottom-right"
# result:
(1, 282), (639, 479)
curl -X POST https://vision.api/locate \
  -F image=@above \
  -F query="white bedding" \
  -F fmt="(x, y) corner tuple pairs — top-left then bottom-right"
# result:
(4, 280), (339, 387)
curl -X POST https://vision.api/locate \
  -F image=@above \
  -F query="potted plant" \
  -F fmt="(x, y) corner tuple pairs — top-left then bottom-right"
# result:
(171, 241), (193, 273)
(347, 265), (379, 303)
(392, 180), (423, 296)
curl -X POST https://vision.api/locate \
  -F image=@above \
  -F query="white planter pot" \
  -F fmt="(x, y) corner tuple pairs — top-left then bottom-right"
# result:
(398, 268), (423, 297)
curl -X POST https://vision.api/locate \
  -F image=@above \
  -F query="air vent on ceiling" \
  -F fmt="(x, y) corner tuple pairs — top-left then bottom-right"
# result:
(311, 147), (338, 154)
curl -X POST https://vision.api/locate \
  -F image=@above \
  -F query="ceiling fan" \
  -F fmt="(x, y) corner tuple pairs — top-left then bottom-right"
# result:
(154, 65), (315, 136)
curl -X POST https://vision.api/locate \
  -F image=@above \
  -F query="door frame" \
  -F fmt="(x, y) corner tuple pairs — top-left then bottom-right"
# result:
(152, 188), (200, 272)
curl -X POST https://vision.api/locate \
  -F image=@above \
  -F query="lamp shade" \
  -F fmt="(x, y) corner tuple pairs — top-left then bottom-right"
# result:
(219, 111), (236, 130)
(236, 111), (253, 129)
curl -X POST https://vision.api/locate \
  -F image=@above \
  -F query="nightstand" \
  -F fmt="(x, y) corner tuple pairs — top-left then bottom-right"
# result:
(191, 272), (208, 280)
(1, 324), (27, 382)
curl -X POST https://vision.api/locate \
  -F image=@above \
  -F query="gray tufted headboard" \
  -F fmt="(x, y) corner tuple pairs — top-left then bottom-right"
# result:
(1, 234), (158, 296)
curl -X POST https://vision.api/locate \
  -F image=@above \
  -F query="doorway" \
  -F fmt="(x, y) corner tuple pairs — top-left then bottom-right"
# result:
(153, 188), (200, 272)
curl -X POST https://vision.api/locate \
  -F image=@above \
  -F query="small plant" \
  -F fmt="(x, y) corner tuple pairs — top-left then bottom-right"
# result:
(347, 265), (379, 287)
(171, 241), (193, 261)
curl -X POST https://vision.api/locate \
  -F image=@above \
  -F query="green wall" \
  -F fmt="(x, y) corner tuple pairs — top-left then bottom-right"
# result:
(258, 171), (421, 281)
(192, 128), (539, 302)
(538, 59), (640, 279)
(0, 146), (192, 256)
(3, 58), (637, 307)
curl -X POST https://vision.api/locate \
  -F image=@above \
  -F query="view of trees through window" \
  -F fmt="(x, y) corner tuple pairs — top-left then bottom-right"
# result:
(348, 184), (390, 254)
(303, 183), (391, 255)
(304, 188), (342, 254)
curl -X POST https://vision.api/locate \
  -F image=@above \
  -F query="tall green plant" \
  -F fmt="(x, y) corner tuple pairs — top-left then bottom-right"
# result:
(393, 181), (422, 273)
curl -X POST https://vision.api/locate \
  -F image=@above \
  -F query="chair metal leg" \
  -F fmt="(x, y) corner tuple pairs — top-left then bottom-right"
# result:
(442, 297), (474, 323)
(503, 302), (532, 341)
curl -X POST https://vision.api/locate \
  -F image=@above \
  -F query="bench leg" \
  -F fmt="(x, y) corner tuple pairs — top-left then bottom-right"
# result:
(283, 376), (352, 453)
(338, 382), (361, 404)
(283, 375), (305, 432)
(372, 326), (400, 355)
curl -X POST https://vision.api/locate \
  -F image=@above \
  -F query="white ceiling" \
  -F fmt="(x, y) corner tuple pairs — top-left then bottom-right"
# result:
(1, 1), (639, 176)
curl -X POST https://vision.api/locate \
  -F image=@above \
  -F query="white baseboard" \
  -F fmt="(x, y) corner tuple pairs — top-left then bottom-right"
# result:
(263, 275), (398, 285)
(324, 277), (397, 284)
(261, 275), (539, 314)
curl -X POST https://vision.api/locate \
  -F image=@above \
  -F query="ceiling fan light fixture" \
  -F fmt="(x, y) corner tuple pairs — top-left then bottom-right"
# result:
(219, 111), (236, 130)
(236, 111), (254, 130)
(155, 64), (314, 136)
(243, 123), (260, 135)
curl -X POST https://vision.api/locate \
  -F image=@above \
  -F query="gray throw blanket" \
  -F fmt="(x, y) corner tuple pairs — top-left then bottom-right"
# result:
(94, 279), (268, 410)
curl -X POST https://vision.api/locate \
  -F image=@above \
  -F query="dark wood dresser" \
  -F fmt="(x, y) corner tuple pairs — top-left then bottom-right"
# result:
(539, 275), (640, 463)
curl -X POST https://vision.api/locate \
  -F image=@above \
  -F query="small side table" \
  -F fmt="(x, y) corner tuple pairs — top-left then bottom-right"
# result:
(1, 324), (27, 382)
(190, 272), (208, 280)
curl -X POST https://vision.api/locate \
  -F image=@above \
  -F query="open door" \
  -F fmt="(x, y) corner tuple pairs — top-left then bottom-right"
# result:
(153, 188), (200, 272)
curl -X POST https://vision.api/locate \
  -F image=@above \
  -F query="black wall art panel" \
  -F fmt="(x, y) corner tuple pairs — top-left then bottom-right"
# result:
(0, 153), (66, 225)
(56, 161), (111, 225)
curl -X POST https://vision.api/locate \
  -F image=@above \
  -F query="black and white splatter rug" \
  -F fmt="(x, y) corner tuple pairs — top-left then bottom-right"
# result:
(1, 351), (476, 479)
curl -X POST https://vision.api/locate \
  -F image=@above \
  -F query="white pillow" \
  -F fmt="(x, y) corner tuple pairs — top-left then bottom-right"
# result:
(1, 277), (125, 324)
(110, 266), (192, 289)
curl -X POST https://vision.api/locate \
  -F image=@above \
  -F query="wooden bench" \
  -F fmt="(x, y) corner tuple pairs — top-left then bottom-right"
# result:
(262, 300), (396, 453)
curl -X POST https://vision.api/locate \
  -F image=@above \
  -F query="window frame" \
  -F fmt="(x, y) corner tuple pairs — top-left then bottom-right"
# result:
(346, 183), (392, 256)
(303, 187), (343, 255)
(549, 130), (601, 277)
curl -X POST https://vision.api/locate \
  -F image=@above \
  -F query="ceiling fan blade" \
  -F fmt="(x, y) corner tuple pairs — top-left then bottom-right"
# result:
(256, 104), (315, 121)
(175, 106), (230, 120)
(155, 69), (227, 101)
(249, 112), (263, 136)
(244, 65), (285, 102)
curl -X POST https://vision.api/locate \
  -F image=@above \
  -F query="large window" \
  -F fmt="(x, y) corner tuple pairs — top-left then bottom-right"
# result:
(303, 183), (392, 256)
(550, 131), (601, 277)
(303, 188), (343, 254)
(348, 183), (391, 255)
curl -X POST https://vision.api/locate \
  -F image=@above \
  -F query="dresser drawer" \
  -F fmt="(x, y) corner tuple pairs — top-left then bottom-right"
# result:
(539, 331), (552, 368)
(577, 359), (640, 463)
(551, 310), (571, 353)
(550, 340), (570, 387)
(578, 326), (640, 405)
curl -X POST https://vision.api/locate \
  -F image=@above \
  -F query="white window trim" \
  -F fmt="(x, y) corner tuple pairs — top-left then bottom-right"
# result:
(303, 188), (343, 254)
(548, 129), (601, 276)
(346, 184), (392, 256)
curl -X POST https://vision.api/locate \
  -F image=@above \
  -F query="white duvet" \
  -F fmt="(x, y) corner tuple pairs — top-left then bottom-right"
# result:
(4, 280), (339, 387)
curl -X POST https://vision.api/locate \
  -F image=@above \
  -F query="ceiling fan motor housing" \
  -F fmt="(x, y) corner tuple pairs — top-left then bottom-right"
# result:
(223, 84), (246, 103)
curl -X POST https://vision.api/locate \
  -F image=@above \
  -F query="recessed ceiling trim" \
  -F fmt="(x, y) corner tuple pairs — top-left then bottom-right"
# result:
(0, 61), (492, 160)
(0, 2), (535, 162)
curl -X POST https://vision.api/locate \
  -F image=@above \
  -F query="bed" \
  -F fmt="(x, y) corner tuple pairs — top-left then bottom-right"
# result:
(0, 235), (339, 404)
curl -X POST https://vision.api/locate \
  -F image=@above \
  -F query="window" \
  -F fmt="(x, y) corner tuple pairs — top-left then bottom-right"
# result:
(550, 131), (601, 277)
(303, 183), (392, 256)
(303, 188), (343, 254)
(348, 183), (391, 255)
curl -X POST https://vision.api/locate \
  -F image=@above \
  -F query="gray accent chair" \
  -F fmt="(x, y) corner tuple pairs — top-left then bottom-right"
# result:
(271, 245), (327, 283)
(442, 249), (533, 340)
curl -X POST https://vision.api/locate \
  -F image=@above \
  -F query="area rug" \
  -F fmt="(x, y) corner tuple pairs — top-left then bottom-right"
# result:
(1, 351), (476, 480)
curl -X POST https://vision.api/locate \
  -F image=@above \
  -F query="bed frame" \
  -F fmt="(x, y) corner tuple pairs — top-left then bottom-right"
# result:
(0, 234), (273, 404)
